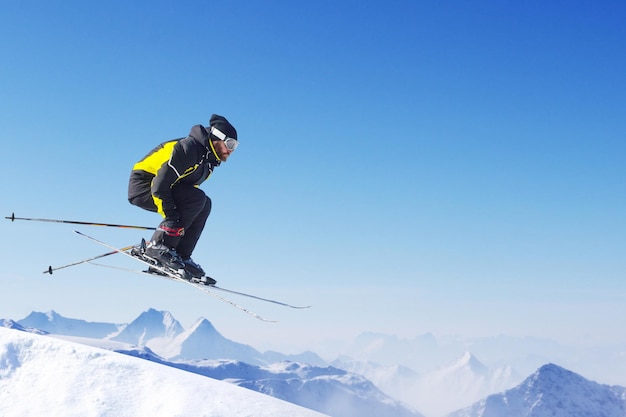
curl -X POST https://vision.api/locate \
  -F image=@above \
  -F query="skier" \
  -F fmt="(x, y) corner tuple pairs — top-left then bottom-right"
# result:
(127, 114), (238, 282)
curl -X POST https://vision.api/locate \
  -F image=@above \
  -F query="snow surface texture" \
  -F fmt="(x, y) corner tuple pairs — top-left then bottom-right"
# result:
(0, 327), (329, 417)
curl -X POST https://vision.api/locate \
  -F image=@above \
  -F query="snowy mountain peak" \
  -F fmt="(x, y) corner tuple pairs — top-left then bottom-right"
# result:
(190, 317), (219, 334)
(452, 352), (487, 374)
(111, 308), (184, 345)
(436, 352), (489, 378)
(411, 352), (521, 416)
(20, 310), (56, 327)
(172, 317), (263, 363)
(525, 363), (583, 390)
(135, 308), (180, 329)
(46, 310), (59, 320)
(449, 363), (626, 417)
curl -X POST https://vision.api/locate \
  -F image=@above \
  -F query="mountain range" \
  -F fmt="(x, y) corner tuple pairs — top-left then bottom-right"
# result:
(334, 351), (521, 416)
(6, 309), (626, 417)
(18, 308), (325, 365)
(339, 328), (626, 409)
(10, 310), (422, 417)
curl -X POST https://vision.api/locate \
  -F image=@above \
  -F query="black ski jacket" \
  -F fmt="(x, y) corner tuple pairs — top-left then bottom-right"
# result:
(128, 125), (221, 219)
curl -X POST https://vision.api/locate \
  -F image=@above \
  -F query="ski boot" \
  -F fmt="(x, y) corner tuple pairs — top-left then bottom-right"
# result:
(143, 241), (185, 270)
(182, 258), (205, 278)
(181, 258), (216, 285)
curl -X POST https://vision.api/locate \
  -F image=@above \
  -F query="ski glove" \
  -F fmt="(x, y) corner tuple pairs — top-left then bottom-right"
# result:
(158, 218), (185, 237)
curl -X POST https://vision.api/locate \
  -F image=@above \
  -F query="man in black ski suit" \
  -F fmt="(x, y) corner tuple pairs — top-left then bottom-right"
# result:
(128, 114), (238, 283)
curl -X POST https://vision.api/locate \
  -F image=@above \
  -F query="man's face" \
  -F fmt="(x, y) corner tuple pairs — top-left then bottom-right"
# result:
(213, 140), (233, 162)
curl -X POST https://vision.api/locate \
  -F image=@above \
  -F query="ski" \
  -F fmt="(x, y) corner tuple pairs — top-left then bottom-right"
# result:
(73, 230), (277, 322)
(211, 286), (311, 309)
(85, 260), (312, 309)
(87, 261), (310, 309)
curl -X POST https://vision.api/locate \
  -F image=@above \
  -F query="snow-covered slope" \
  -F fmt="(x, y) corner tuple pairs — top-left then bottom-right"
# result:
(1, 319), (47, 334)
(0, 327), (329, 417)
(131, 358), (424, 417)
(240, 361), (421, 417)
(7, 310), (422, 417)
(448, 363), (626, 417)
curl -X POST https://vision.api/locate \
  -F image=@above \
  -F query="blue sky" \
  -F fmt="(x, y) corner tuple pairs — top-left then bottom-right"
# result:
(1, 1), (625, 353)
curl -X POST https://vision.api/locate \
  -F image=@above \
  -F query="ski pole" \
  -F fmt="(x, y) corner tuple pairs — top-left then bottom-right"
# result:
(5, 212), (156, 230)
(44, 245), (136, 274)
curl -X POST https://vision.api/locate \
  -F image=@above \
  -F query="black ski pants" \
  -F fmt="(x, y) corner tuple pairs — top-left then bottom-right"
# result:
(129, 184), (211, 259)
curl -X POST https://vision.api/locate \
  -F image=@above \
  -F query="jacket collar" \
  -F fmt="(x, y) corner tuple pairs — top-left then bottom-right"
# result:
(189, 124), (221, 164)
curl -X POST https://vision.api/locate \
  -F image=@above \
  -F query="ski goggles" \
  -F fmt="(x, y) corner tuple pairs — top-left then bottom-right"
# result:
(210, 126), (239, 151)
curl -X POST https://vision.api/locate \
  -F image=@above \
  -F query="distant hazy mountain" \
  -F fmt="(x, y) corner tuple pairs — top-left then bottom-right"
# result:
(18, 310), (120, 338)
(415, 352), (521, 416)
(334, 351), (521, 416)
(264, 349), (327, 366)
(343, 331), (448, 371)
(448, 363), (626, 417)
(169, 318), (266, 363)
(331, 356), (419, 397)
(342, 331), (570, 377)
(111, 308), (184, 345)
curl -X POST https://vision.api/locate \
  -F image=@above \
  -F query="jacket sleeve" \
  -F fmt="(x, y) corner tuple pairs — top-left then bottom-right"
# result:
(151, 141), (195, 219)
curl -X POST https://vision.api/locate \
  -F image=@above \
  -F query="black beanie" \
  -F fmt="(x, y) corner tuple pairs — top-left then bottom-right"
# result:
(209, 114), (237, 141)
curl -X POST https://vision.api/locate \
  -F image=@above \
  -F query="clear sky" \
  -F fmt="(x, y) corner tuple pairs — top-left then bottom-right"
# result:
(1, 1), (625, 354)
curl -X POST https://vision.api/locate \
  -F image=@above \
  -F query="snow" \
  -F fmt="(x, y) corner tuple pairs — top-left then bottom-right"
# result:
(6, 308), (626, 417)
(4, 310), (423, 417)
(0, 327), (329, 417)
(448, 363), (626, 417)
